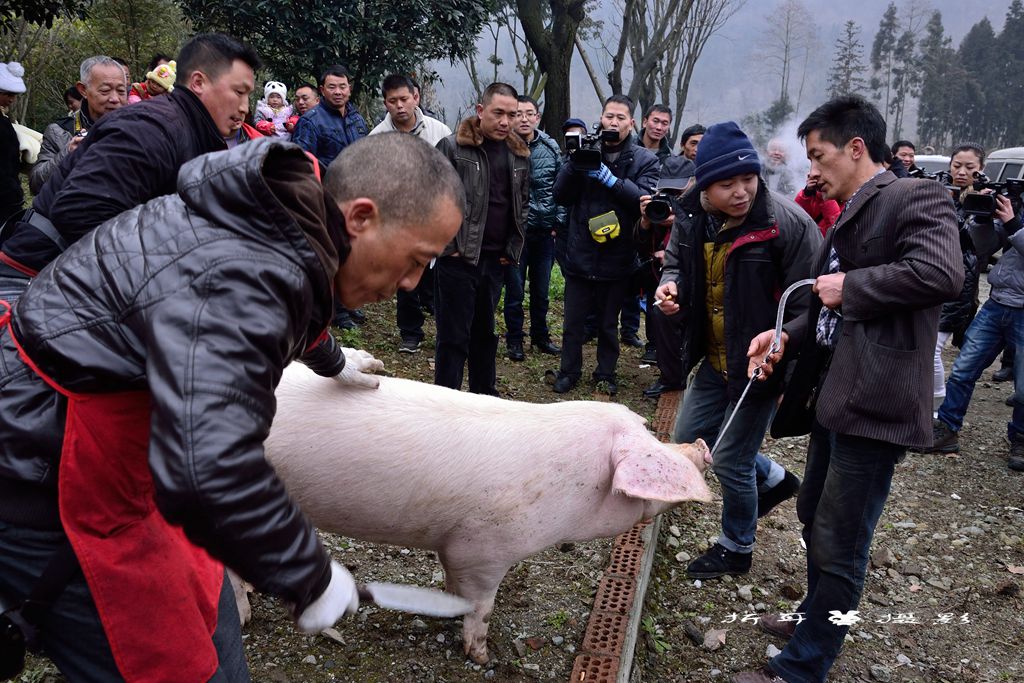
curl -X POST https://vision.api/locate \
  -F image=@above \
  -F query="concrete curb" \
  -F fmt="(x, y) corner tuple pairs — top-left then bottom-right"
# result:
(569, 390), (682, 683)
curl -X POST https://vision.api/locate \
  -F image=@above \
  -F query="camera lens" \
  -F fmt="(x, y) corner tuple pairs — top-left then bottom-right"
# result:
(645, 197), (672, 222)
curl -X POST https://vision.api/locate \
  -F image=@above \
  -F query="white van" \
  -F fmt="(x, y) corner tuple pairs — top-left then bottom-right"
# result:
(984, 147), (1024, 182)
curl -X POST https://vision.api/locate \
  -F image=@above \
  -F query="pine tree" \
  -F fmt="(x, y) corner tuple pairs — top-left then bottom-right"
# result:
(827, 20), (868, 98)
(887, 27), (918, 140)
(954, 18), (997, 146)
(995, 0), (1024, 145)
(869, 3), (899, 129)
(916, 11), (956, 149)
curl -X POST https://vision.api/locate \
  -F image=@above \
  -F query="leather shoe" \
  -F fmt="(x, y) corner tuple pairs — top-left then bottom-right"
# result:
(993, 366), (1014, 382)
(533, 338), (561, 355)
(643, 380), (681, 399)
(757, 470), (800, 518)
(552, 373), (578, 394)
(594, 378), (618, 396)
(620, 332), (643, 348)
(758, 612), (798, 640)
(507, 341), (525, 362)
(730, 666), (786, 683)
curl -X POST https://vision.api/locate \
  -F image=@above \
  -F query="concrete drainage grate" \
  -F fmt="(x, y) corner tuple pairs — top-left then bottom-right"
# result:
(570, 390), (682, 682)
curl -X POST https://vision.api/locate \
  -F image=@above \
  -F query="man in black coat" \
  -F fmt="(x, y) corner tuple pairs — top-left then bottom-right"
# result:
(551, 94), (660, 396)
(0, 33), (258, 298)
(733, 96), (963, 683)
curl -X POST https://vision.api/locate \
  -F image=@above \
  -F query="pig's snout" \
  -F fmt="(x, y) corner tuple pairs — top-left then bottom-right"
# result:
(695, 438), (712, 466)
(677, 439), (712, 473)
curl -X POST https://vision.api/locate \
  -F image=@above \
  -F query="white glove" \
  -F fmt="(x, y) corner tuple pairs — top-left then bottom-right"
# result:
(332, 347), (385, 389)
(295, 560), (359, 633)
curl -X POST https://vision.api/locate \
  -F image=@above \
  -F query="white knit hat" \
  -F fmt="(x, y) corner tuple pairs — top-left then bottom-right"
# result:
(264, 81), (287, 100)
(0, 62), (26, 94)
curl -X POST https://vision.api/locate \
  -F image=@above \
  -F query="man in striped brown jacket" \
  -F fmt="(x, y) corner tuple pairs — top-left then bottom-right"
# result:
(732, 96), (963, 683)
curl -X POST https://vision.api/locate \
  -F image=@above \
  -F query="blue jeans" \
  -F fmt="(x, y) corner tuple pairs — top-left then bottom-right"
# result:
(503, 233), (555, 344)
(672, 361), (778, 552)
(0, 520), (250, 682)
(769, 423), (901, 683)
(937, 299), (1024, 441)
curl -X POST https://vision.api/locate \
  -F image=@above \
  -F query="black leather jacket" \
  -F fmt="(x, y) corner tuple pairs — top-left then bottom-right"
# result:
(0, 140), (346, 611)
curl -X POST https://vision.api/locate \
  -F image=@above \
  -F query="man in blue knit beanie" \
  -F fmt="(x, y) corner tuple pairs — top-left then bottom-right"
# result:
(655, 120), (822, 579)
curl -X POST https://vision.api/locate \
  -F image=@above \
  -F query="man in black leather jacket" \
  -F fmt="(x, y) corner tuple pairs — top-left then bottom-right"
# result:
(0, 135), (464, 680)
(0, 34), (257, 291)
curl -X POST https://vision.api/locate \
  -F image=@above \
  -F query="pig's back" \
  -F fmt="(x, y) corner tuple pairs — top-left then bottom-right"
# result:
(266, 363), (646, 551)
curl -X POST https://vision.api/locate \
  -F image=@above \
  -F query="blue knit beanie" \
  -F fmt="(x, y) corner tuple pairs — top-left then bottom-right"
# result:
(694, 121), (761, 191)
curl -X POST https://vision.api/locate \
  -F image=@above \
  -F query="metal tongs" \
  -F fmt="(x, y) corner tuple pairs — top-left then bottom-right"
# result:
(710, 278), (817, 457)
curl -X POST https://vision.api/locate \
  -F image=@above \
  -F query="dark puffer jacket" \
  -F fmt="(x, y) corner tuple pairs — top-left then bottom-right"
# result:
(4, 87), (226, 273)
(660, 180), (822, 400)
(525, 128), (565, 235)
(0, 140), (345, 611)
(553, 136), (660, 281)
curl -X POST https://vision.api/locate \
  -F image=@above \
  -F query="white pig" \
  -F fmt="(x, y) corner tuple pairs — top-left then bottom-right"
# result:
(262, 362), (712, 663)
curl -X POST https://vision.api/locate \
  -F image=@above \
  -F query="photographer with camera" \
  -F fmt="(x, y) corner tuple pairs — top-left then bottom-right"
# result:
(926, 144), (995, 417)
(927, 144), (1024, 471)
(550, 94), (659, 395)
(654, 121), (821, 579)
(637, 156), (693, 398)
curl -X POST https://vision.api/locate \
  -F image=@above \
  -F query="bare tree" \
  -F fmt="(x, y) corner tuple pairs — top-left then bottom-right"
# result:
(666, 0), (745, 141)
(577, 0), (742, 139)
(757, 0), (816, 105)
(515, 0), (588, 144)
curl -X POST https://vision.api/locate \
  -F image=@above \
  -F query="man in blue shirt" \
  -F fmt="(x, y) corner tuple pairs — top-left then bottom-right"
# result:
(292, 64), (369, 328)
(292, 65), (368, 172)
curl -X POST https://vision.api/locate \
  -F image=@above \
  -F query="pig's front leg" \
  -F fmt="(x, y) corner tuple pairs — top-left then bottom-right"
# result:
(439, 548), (512, 664)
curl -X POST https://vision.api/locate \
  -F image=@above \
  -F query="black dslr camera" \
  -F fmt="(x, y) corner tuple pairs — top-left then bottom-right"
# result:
(565, 125), (620, 172)
(644, 193), (675, 223)
(962, 172), (1024, 219)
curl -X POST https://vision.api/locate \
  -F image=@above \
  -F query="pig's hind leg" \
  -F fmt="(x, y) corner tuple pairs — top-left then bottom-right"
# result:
(439, 549), (512, 664)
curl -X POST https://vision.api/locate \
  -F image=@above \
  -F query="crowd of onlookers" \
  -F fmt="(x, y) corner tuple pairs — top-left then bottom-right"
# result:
(0, 32), (1018, 683)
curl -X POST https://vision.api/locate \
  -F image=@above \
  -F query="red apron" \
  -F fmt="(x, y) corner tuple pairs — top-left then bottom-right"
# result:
(1, 304), (224, 683)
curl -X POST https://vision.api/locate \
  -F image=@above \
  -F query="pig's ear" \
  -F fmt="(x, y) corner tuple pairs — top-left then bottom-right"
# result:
(612, 446), (713, 504)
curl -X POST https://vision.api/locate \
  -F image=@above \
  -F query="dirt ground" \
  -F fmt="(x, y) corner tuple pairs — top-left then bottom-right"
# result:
(21, 274), (1024, 683)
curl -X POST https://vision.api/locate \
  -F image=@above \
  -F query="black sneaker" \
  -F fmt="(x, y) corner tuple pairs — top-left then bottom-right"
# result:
(507, 341), (525, 362)
(641, 346), (658, 364)
(1009, 441), (1024, 472)
(398, 338), (421, 354)
(923, 418), (960, 453)
(552, 373), (578, 394)
(686, 543), (752, 579)
(757, 470), (800, 518)
(993, 366), (1014, 382)
(621, 332), (644, 348)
